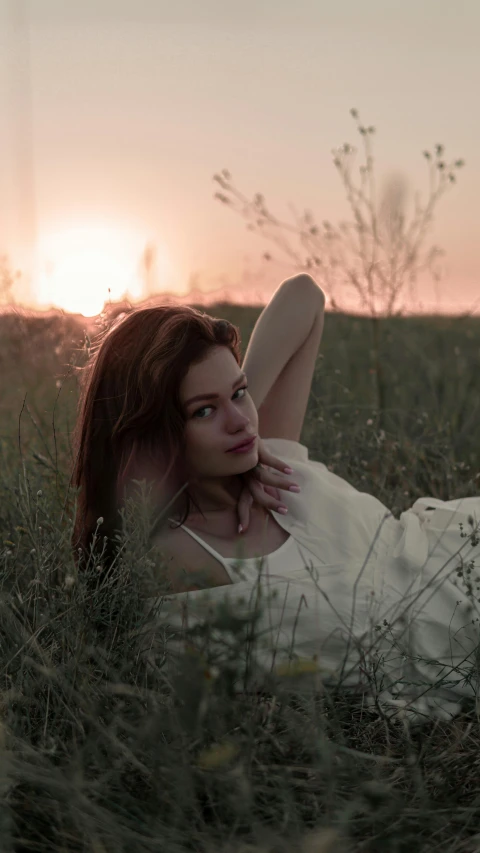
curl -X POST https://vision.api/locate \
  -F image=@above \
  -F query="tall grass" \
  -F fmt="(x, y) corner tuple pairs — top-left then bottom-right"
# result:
(1, 301), (480, 852)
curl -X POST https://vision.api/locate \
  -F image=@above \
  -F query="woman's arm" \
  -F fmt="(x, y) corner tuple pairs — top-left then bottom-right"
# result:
(241, 274), (325, 441)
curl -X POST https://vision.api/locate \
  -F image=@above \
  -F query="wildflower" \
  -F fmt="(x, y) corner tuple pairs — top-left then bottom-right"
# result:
(204, 665), (220, 680)
(196, 740), (239, 770)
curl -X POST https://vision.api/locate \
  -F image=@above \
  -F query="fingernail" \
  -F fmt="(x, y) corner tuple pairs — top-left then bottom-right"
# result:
(238, 524), (243, 534)
(284, 467), (294, 474)
(289, 485), (301, 493)
(278, 506), (288, 514)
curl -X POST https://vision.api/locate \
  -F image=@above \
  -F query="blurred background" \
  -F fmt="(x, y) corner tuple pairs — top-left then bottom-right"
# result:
(0, 0), (478, 318)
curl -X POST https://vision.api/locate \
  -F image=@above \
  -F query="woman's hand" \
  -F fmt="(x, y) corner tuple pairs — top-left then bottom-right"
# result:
(237, 436), (301, 533)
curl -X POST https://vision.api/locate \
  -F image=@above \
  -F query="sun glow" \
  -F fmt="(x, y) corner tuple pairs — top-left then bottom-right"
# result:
(33, 224), (171, 316)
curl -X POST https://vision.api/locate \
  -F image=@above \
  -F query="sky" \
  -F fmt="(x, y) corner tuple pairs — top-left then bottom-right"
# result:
(0, 0), (479, 316)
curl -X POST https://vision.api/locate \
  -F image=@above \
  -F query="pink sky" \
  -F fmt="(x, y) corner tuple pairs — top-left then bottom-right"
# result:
(0, 0), (479, 316)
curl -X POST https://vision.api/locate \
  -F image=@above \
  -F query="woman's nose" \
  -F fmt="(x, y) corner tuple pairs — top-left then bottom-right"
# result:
(226, 405), (249, 428)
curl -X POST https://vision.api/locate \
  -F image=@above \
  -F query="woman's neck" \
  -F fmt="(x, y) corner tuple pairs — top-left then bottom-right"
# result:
(184, 501), (268, 532)
(184, 474), (245, 516)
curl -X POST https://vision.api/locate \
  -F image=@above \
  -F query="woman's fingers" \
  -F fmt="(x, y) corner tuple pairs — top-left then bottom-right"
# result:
(259, 447), (294, 476)
(254, 463), (301, 495)
(238, 446), (300, 531)
(238, 479), (286, 533)
(247, 476), (289, 512)
(237, 486), (254, 532)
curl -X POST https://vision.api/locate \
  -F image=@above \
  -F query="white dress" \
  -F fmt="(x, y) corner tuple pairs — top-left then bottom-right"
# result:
(152, 438), (480, 722)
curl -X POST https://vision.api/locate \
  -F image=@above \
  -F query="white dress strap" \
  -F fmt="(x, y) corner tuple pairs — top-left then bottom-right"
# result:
(167, 518), (239, 583)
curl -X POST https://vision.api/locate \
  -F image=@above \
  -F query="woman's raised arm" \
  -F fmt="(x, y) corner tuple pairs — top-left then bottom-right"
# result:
(241, 273), (325, 442)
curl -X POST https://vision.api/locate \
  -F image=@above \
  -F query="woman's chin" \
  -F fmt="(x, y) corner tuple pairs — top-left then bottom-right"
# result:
(231, 453), (258, 467)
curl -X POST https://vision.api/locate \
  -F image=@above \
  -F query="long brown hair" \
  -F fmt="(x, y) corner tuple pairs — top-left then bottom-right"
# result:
(70, 304), (242, 572)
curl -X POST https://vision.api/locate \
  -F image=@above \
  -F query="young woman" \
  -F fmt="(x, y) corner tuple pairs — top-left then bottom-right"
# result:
(71, 274), (480, 720)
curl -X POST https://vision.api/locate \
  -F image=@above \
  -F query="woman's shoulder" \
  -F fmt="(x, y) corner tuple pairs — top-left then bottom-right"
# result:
(148, 524), (180, 586)
(150, 521), (234, 593)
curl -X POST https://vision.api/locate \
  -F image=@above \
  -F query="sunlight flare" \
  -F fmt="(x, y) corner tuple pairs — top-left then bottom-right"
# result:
(33, 224), (172, 316)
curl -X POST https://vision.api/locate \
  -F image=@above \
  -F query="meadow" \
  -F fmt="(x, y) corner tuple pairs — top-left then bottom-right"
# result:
(1, 298), (480, 852)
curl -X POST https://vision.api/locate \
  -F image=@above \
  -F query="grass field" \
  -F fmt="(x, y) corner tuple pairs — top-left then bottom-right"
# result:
(1, 300), (480, 852)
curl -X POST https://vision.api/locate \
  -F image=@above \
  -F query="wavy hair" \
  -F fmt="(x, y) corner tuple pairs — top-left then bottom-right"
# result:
(70, 304), (242, 572)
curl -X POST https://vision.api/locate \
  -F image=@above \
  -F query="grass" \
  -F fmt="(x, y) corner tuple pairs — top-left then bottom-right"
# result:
(1, 299), (480, 852)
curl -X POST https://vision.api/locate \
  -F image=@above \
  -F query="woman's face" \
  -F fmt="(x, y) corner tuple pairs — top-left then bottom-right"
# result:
(180, 346), (259, 478)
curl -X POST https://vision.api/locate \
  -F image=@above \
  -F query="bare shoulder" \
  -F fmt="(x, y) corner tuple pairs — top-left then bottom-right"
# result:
(150, 523), (232, 594)
(149, 524), (194, 592)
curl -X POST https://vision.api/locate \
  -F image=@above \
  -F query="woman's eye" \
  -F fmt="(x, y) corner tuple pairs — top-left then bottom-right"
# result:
(193, 385), (248, 419)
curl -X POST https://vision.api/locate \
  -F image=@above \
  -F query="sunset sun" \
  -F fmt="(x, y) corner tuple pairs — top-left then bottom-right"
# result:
(33, 225), (170, 316)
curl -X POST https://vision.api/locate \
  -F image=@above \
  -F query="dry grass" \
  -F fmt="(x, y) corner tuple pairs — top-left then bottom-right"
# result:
(1, 300), (480, 852)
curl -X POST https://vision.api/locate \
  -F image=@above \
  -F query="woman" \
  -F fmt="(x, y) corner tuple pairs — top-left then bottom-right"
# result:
(71, 274), (480, 720)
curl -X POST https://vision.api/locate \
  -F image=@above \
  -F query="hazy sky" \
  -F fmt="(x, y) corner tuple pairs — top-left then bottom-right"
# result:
(1, 0), (479, 315)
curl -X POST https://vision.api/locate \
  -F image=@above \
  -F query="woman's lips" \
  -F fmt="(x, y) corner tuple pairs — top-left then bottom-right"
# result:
(227, 436), (256, 453)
